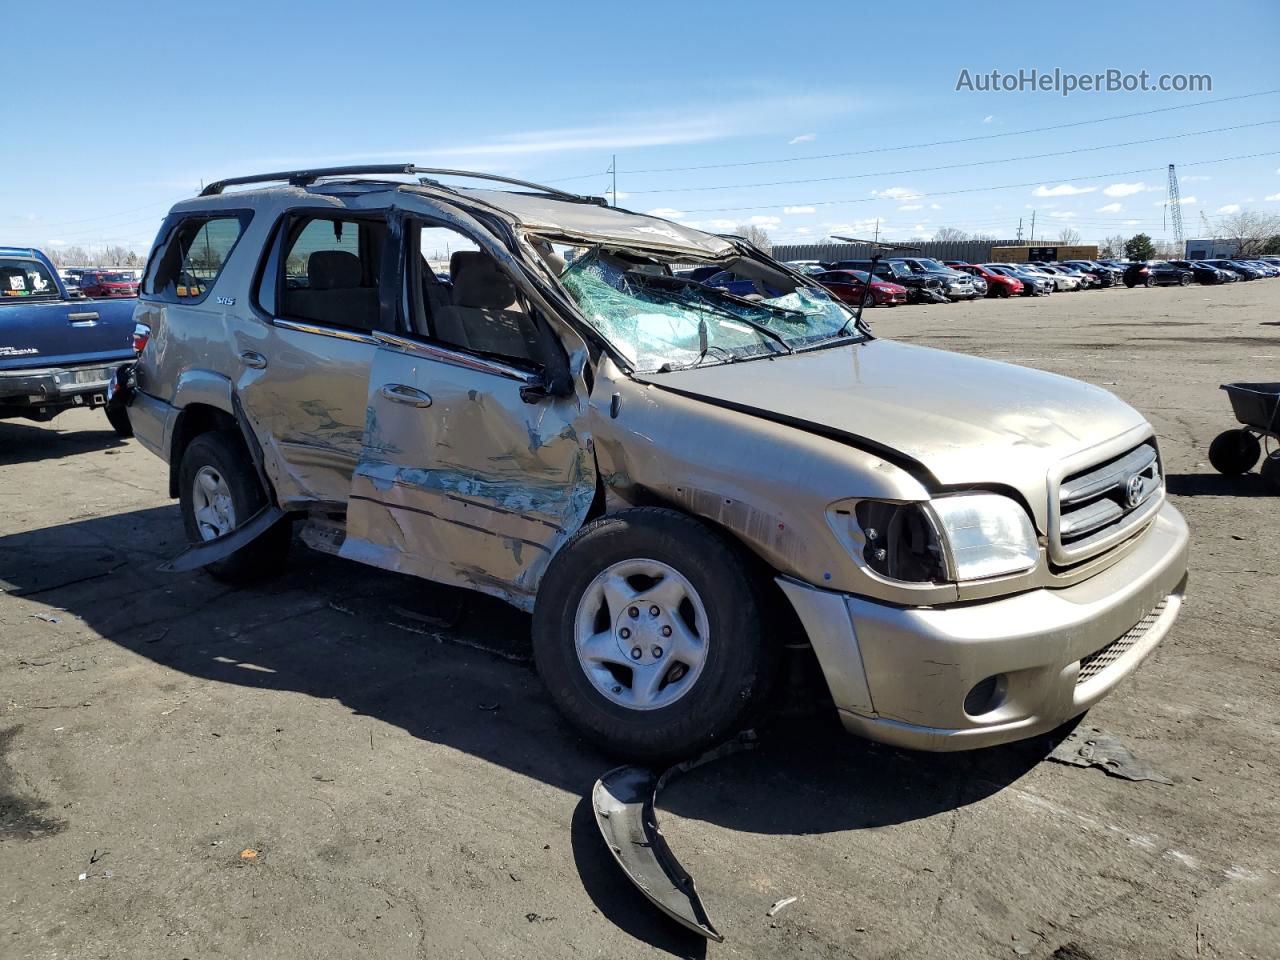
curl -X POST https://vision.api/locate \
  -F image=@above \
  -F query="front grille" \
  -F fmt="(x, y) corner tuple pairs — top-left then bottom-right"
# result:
(1076, 599), (1168, 685)
(1053, 440), (1162, 565)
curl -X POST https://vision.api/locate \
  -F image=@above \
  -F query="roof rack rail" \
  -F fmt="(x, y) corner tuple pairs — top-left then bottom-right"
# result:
(199, 164), (601, 203)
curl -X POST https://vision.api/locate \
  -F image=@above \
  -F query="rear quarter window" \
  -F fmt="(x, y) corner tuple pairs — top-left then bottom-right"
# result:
(143, 212), (252, 303)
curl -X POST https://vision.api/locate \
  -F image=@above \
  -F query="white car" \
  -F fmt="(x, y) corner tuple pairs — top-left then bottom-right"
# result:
(991, 263), (1079, 292)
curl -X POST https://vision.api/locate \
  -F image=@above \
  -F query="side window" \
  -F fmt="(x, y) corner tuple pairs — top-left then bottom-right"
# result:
(276, 215), (387, 332)
(409, 222), (543, 366)
(144, 215), (248, 302)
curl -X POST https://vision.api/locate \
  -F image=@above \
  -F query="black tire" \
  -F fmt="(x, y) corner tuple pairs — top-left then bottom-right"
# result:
(177, 430), (291, 584)
(1208, 429), (1262, 476)
(1145, 275), (1157, 287)
(1124, 281), (1136, 288)
(104, 405), (133, 438)
(532, 508), (777, 763)
(1261, 454), (1280, 493)
(1179, 274), (1192, 286)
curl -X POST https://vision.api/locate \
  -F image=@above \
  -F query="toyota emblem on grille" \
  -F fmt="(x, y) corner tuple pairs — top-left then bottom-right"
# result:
(1125, 473), (1145, 508)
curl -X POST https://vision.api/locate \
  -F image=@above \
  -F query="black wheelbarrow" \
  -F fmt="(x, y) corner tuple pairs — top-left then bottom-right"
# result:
(1209, 382), (1280, 490)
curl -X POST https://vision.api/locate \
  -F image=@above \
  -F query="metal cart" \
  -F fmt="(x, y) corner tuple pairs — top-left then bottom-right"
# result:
(1209, 382), (1280, 489)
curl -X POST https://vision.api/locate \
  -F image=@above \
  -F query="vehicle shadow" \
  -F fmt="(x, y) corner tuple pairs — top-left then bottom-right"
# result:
(0, 506), (1067, 957)
(0, 418), (125, 466)
(1166, 471), (1273, 497)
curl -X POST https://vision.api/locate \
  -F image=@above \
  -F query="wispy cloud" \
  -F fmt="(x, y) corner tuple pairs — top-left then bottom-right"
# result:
(789, 134), (816, 145)
(1266, 192), (1280, 201)
(1049, 211), (1077, 219)
(1181, 174), (1212, 182)
(1096, 202), (1123, 213)
(1216, 203), (1241, 214)
(871, 186), (920, 200)
(1154, 196), (1196, 206)
(898, 204), (923, 211)
(1104, 181), (1158, 197)
(1033, 184), (1096, 197)
(645, 207), (686, 219)
(982, 115), (995, 124)
(783, 205), (816, 214)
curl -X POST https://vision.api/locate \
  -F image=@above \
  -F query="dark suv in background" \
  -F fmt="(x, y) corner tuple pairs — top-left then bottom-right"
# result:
(1122, 262), (1194, 287)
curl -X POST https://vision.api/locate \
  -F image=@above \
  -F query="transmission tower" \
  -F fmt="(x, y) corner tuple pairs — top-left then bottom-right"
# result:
(1166, 164), (1185, 253)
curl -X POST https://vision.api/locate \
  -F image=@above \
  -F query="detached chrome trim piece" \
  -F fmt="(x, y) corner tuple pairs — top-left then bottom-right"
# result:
(273, 318), (380, 345)
(373, 331), (537, 383)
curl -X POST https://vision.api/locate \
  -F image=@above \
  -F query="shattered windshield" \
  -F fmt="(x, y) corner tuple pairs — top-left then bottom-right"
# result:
(558, 250), (861, 373)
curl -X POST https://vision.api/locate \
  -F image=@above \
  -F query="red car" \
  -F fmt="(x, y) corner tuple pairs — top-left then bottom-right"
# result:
(814, 269), (908, 307)
(78, 270), (139, 298)
(947, 263), (1022, 298)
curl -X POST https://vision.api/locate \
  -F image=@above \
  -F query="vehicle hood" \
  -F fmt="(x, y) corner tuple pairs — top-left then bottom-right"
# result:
(641, 338), (1147, 500)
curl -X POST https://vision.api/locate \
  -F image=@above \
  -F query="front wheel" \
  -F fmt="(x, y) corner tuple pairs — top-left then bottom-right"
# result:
(1179, 274), (1192, 286)
(1261, 454), (1280, 493)
(1145, 275), (1158, 287)
(533, 508), (776, 763)
(1208, 429), (1261, 475)
(178, 430), (291, 583)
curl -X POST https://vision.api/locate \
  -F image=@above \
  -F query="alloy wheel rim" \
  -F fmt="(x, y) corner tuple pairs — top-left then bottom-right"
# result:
(573, 558), (710, 711)
(192, 465), (236, 541)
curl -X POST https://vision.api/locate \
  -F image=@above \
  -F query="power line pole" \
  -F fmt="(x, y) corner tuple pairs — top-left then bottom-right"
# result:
(873, 218), (879, 242)
(609, 155), (617, 207)
(1166, 163), (1185, 254)
(1016, 217), (1023, 243)
(1029, 210), (1036, 245)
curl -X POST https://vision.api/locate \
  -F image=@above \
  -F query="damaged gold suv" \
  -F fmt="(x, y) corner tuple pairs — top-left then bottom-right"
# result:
(121, 165), (1188, 761)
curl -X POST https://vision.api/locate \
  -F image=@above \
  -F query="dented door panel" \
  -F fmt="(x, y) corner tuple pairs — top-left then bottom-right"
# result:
(341, 340), (595, 609)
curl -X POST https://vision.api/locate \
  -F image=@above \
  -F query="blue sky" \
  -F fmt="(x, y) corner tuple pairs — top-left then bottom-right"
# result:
(3, 0), (1278, 253)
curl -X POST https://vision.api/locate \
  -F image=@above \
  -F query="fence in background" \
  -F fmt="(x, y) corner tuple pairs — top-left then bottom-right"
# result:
(772, 239), (1020, 264)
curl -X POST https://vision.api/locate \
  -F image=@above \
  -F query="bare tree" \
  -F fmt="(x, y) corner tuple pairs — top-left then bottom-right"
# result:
(1100, 234), (1126, 257)
(1215, 209), (1280, 257)
(60, 244), (91, 266)
(932, 226), (969, 242)
(1057, 227), (1081, 245)
(733, 224), (772, 254)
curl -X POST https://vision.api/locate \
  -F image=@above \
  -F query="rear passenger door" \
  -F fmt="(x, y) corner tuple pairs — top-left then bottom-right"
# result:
(340, 214), (595, 609)
(237, 211), (392, 509)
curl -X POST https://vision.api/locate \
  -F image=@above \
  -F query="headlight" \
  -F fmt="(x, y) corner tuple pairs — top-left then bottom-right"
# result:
(930, 494), (1040, 580)
(840, 494), (1039, 583)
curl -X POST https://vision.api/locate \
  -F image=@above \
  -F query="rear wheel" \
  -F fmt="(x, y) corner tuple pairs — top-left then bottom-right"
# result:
(1124, 281), (1137, 288)
(1179, 274), (1192, 286)
(104, 406), (133, 438)
(533, 508), (776, 763)
(178, 431), (291, 583)
(1208, 429), (1262, 475)
(1261, 454), (1280, 493)
(1145, 275), (1157, 287)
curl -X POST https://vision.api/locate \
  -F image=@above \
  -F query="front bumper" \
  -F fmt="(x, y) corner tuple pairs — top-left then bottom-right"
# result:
(778, 501), (1189, 751)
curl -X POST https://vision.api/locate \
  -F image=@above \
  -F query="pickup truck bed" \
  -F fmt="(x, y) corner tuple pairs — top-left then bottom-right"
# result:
(1, 247), (137, 429)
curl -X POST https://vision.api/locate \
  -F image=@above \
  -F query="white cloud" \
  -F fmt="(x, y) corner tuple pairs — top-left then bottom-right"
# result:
(610, 191), (630, 200)
(929, 203), (942, 210)
(1049, 211), (1077, 219)
(783, 205), (815, 214)
(1122, 219), (1140, 225)
(1154, 196), (1196, 206)
(870, 186), (920, 200)
(789, 134), (816, 145)
(1216, 204), (1241, 214)
(1266, 192), (1280, 201)
(704, 218), (738, 231)
(982, 115), (995, 124)
(825, 218), (886, 237)
(1104, 181), (1157, 197)
(1096, 202), (1123, 213)
(898, 203), (923, 211)
(749, 215), (781, 227)
(645, 207), (686, 219)
(1032, 183), (1097, 197)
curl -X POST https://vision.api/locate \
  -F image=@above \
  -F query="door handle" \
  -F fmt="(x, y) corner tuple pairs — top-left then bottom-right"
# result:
(379, 383), (432, 408)
(68, 311), (100, 326)
(239, 351), (268, 369)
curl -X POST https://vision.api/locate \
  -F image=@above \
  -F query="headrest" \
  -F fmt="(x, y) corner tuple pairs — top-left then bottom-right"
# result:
(308, 250), (362, 290)
(450, 252), (516, 310)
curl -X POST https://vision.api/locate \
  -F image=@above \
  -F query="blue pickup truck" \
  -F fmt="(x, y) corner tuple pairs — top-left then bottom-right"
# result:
(1, 246), (137, 434)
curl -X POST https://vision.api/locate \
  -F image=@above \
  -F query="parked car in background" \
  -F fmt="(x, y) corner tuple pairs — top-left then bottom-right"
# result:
(783, 260), (827, 276)
(0, 246), (137, 433)
(1245, 260), (1279, 277)
(888, 257), (980, 301)
(78, 270), (140, 298)
(1123, 262), (1194, 287)
(673, 265), (721, 283)
(1204, 259), (1260, 281)
(1167, 260), (1229, 285)
(948, 263), (1023, 297)
(705, 269), (786, 298)
(1023, 264), (1082, 291)
(828, 259), (949, 303)
(118, 164), (1189, 761)
(984, 264), (1050, 296)
(813, 269), (908, 307)
(1061, 260), (1120, 287)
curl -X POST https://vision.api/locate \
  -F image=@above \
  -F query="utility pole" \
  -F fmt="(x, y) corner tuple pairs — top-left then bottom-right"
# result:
(609, 154), (617, 207)
(1016, 217), (1023, 243)
(1029, 210), (1036, 245)
(1166, 163), (1185, 254)
(873, 218), (880, 242)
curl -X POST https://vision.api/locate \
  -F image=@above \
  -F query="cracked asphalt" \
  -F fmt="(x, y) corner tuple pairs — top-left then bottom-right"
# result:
(2, 280), (1277, 959)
